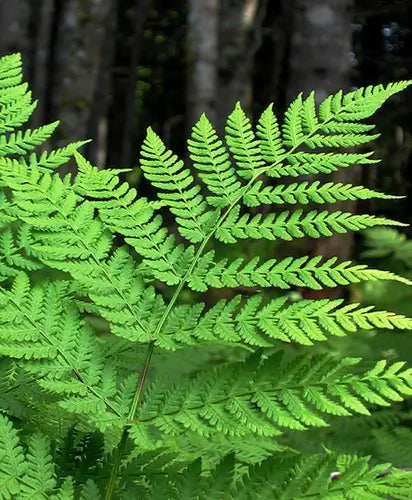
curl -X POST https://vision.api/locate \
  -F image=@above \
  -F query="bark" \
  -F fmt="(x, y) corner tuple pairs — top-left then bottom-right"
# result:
(0, 1), (31, 65)
(0, 0), (31, 55)
(31, 0), (54, 128)
(119, 0), (149, 168)
(106, 0), (149, 168)
(286, 0), (354, 103)
(49, 0), (114, 156)
(87, 0), (118, 167)
(285, 0), (355, 298)
(187, 0), (219, 128)
(217, 0), (266, 132)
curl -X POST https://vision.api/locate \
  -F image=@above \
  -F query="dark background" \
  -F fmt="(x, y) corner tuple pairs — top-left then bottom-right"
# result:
(0, 0), (411, 267)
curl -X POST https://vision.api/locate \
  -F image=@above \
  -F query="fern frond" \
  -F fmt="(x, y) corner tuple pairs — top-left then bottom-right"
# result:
(0, 53), (23, 89)
(235, 453), (412, 499)
(156, 295), (412, 349)
(0, 274), (126, 428)
(215, 208), (404, 244)
(244, 180), (402, 207)
(0, 88), (36, 134)
(188, 113), (242, 207)
(79, 479), (102, 499)
(19, 433), (56, 498)
(74, 153), (191, 286)
(0, 415), (104, 500)
(28, 140), (89, 170)
(258, 82), (412, 182)
(267, 151), (378, 178)
(135, 352), (412, 438)
(0, 159), (161, 343)
(256, 103), (286, 163)
(225, 102), (265, 178)
(0, 122), (59, 156)
(189, 254), (412, 292)
(140, 127), (213, 243)
(0, 413), (26, 498)
(0, 225), (41, 280)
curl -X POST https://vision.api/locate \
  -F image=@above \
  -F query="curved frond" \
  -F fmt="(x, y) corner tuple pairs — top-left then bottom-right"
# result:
(140, 127), (213, 243)
(136, 352), (412, 438)
(225, 102), (265, 179)
(235, 453), (412, 499)
(188, 113), (242, 207)
(215, 208), (404, 244)
(244, 180), (401, 207)
(189, 254), (412, 292)
(156, 295), (412, 349)
(74, 153), (191, 286)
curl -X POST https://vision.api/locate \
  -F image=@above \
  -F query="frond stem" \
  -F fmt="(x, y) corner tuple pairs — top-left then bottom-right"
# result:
(105, 341), (154, 499)
(104, 91), (385, 495)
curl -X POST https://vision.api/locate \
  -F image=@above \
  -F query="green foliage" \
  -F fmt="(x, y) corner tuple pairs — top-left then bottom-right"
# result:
(0, 52), (412, 498)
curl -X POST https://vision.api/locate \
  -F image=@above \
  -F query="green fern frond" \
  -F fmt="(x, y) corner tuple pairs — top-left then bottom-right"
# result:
(235, 453), (412, 499)
(137, 451), (412, 499)
(267, 151), (378, 178)
(225, 102), (265, 178)
(0, 413), (26, 498)
(0, 225), (41, 280)
(0, 158), (162, 343)
(134, 352), (412, 439)
(0, 53), (23, 89)
(0, 88), (36, 134)
(0, 415), (105, 500)
(189, 254), (412, 292)
(74, 153), (191, 286)
(0, 274), (126, 428)
(28, 140), (89, 170)
(256, 102), (286, 164)
(215, 208), (404, 244)
(0, 121), (59, 156)
(243, 180), (402, 207)
(19, 433), (56, 498)
(140, 127), (213, 243)
(188, 113), (242, 207)
(155, 295), (412, 349)
(260, 82), (412, 181)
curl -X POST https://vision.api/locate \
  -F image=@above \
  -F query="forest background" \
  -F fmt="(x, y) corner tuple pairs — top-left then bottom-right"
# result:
(0, 0), (411, 366)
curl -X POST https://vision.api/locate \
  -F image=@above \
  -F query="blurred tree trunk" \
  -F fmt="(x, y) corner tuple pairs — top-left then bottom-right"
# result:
(119, 0), (149, 168)
(88, 0), (118, 167)
(286, 0), (355, 297)
(50, 0), (114, 162)
(107, 0), (149, 168)
(187, 0), (219, 129)
(31, 0), (54, 129)
(217, 0), (266, 132)
(286, 0), (353, 102)
(0, 2), (31, 66)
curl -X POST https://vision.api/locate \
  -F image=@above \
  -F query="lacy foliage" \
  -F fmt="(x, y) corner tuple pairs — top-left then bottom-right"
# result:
(0, 53), (412, 498)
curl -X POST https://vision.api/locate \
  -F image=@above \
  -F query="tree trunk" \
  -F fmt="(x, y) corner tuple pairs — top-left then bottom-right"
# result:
(286, 0), (355, 298)
(187, 0), (219, 129)
(119, 0), (149, 168)
(31, 0), (54, 129)
(88, 0), (118, 167)
(216, 0), (265, 131)
(49, 0), (114, 158)
(0, 2), (31, 66)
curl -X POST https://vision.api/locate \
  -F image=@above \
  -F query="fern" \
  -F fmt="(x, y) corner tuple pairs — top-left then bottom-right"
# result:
(0, 52), (412, 498)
